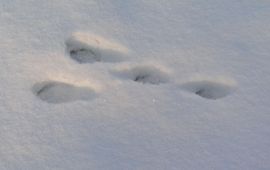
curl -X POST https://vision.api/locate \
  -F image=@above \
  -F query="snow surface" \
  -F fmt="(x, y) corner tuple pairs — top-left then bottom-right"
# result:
(1, 0), (270, 169)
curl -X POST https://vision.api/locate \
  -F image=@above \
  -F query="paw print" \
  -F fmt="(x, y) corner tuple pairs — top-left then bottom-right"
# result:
(33, 32), (237, 104)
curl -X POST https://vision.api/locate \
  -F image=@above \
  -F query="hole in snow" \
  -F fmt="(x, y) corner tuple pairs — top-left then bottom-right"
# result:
(69, 48), (101, 64)
(182, 80), (236, 100)
(33, 81), (96, 104)
(66, 32), (129, 64)
(113, 65), (170, 85)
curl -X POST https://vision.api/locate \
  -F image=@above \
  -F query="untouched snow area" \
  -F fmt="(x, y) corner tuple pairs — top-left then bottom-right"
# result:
(1, 0), (270, 169)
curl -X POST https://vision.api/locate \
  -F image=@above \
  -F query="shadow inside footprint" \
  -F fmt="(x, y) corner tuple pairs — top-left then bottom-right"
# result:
(182, 80), (236, 100)
(70, 48), (101, 64)
(33, 81), (96, 104)
(113, 65), (170, 85)
(65, 32), (129, 64)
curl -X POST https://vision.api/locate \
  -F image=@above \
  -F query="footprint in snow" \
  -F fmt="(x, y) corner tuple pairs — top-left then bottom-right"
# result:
(65, 32), (129, 64)
(182, 79), (237, 100)
(112, 65), (170, 85)
(32, 81), (96, 104)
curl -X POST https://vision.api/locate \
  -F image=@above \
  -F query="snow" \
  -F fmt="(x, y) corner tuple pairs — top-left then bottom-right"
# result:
(181, 77), (237, 100)
(66, 32), (129, 63)
(1, 0), (270, 169)
(112, 64), (171, 85)
(33, 81), (96, 104)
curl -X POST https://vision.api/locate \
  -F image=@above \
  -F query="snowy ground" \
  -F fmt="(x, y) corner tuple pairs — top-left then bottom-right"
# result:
(1, 0), (270, 169)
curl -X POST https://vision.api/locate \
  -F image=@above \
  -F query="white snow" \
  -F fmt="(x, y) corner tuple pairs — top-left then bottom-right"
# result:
(112, 64), (171, 85)
(181, 77), (237, 100)
(1, 0), (270, 170)
(66, 32), (129, 63)
(33, 81), (96, 104)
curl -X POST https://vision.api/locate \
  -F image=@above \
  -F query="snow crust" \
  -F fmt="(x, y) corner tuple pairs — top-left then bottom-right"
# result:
(0, 0), (270, 169)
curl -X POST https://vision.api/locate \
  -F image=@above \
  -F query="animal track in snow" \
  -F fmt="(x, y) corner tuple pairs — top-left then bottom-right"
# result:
(65, 32), (129, 64)
(32, 81), (96, 104)
(182, 79), (237, 100)
(113, 65), (170, 85)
